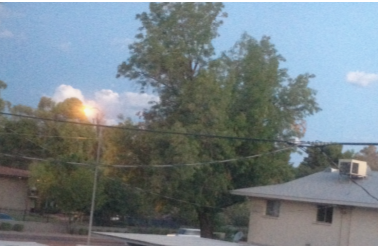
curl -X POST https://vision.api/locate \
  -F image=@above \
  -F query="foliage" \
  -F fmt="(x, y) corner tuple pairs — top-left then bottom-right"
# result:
(94, 176), (152, 226)
(222, 202), (250, 227)
(296, 145), (354, 178)
(18, 97), (103, 216)
(0, 79), (10, 112)
(12, 223), (24, 232)
(116, 2), (321, 238)
(0, 97), (95, 169)
(354, 145), (378, 170)
(0, 222), (12, 231)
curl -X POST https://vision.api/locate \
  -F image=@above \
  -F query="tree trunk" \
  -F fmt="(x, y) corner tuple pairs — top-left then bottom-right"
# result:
(197, 208), (215, 238)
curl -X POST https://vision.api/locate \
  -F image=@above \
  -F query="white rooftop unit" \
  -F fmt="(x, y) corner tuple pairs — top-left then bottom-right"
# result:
(338, 159), (367, 178)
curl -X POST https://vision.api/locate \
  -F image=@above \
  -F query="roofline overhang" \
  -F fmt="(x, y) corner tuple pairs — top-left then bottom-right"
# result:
(231, 190), (378, 209)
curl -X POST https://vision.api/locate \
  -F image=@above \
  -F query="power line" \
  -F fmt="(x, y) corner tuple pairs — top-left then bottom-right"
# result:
(0, 153), (91, 167)
(0, 132), (94, 140)
(5, 112), (378, 147)
(298, 141), (378, 147)
(0, 147), (293, 169)
(111, 147), (294, 168)
(0, 112), (292, 144)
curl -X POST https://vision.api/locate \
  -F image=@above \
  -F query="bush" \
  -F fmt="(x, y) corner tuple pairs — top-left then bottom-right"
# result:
(69, 228), (75, 234)
(78, 228), (88, 235)
(0, 222), (12, 231)
(12, 224), (24, 232)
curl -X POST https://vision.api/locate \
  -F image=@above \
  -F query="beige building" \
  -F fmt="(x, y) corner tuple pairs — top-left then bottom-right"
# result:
(231, 160), (378, 246)
(0, 166), (36, 211)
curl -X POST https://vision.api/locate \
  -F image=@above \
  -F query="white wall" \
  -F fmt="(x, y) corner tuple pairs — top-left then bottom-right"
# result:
(348, 207), (378, 246)
(247, 198), (378, 246)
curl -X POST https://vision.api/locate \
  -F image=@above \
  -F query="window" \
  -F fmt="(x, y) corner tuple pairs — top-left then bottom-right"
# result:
(266, 200), (280, 217)
(316, 205), (333, 223)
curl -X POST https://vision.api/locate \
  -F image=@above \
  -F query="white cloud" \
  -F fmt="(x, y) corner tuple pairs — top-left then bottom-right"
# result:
(346, 71), (378, 87)
(51, 84), (159, 124)
(56, 42), (72, 52)
(94, 90), (159, 123)
(0, 29), (14, 38)
(52, 84), (85, 103)
(123, 92), (159, 110)
(0, 5), (22, 40)
(95, 89), (120, 106)
(0, 5), (13, 19)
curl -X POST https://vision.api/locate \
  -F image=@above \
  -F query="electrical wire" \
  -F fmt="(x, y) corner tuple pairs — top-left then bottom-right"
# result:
(0, 147), (294, 169)
(0, 112), (293, 144)
(0, 153), (92, 167)
(0, 132), (95, 140)
(110, 147), (294, 168)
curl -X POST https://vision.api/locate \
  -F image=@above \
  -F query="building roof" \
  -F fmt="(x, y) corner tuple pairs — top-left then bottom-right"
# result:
(231, 168), (378, 209)
(0, 241), (47, 246)
(95, 232), (255, 246)
(0, 166), (30, 178)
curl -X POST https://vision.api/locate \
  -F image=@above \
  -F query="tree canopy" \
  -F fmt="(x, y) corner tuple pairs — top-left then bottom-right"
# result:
(0, 3), (324, 237)
(116, 2), (321, 238)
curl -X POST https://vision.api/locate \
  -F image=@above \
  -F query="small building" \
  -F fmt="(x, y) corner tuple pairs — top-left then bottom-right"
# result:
(231, 159), (378, 246)
(0, 166), (36, 212)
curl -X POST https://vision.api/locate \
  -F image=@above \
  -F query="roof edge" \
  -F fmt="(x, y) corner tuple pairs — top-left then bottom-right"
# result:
(231, 191), (378, 209)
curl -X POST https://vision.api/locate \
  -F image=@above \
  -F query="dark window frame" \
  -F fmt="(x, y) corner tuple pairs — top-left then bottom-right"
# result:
(316, 205), (333, 223)
(266, 200), (280, 217)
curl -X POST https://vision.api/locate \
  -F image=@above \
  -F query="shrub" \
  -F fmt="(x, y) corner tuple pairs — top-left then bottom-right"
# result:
(78, 228), (88, 235)
(0, 222), (12, 231)
(12, 224), (24, 232)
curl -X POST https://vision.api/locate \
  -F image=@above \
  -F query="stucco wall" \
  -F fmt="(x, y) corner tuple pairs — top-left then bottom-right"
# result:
(0, 176), (29, 210)
(247, 198), (376, 246)
(348, 207), (378, 246)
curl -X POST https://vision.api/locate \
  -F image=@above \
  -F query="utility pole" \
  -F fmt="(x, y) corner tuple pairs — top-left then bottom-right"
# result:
(87, 112), (102, 245)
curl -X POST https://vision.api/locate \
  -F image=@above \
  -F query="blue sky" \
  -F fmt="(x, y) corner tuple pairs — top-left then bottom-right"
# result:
(1, 2), (378, 163)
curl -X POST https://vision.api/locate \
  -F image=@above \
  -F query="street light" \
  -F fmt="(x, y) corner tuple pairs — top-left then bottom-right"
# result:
(84, 106), (102, 245)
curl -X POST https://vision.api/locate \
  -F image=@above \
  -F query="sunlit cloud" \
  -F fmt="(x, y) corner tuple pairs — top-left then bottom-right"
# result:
(51, 84), (159, 124)
(52, 84), (85, 103)
(346, 71), (378, 87)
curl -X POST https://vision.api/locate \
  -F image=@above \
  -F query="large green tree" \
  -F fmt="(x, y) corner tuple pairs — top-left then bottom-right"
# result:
(117, 2), (320, 237)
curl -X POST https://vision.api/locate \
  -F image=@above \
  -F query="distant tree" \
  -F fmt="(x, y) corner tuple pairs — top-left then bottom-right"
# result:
(29, 156), (104, 219)
(0, 104), (41, 169)
(25, 97), (101, 216)
(296, 145), (354, 178)
(94, 177), (150, 226)
(0, 79), (10, 112)
(0, 93), (104, 217)
(101, 120), (158, 221)
(117, 2), (321, 238)
(354, 145), (378, 170)
(38, 96), (55, 112)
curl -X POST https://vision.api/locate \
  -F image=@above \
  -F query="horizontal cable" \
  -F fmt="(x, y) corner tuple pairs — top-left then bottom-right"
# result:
(0, 112), (291, 144)
(0, 147), (294, 169)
